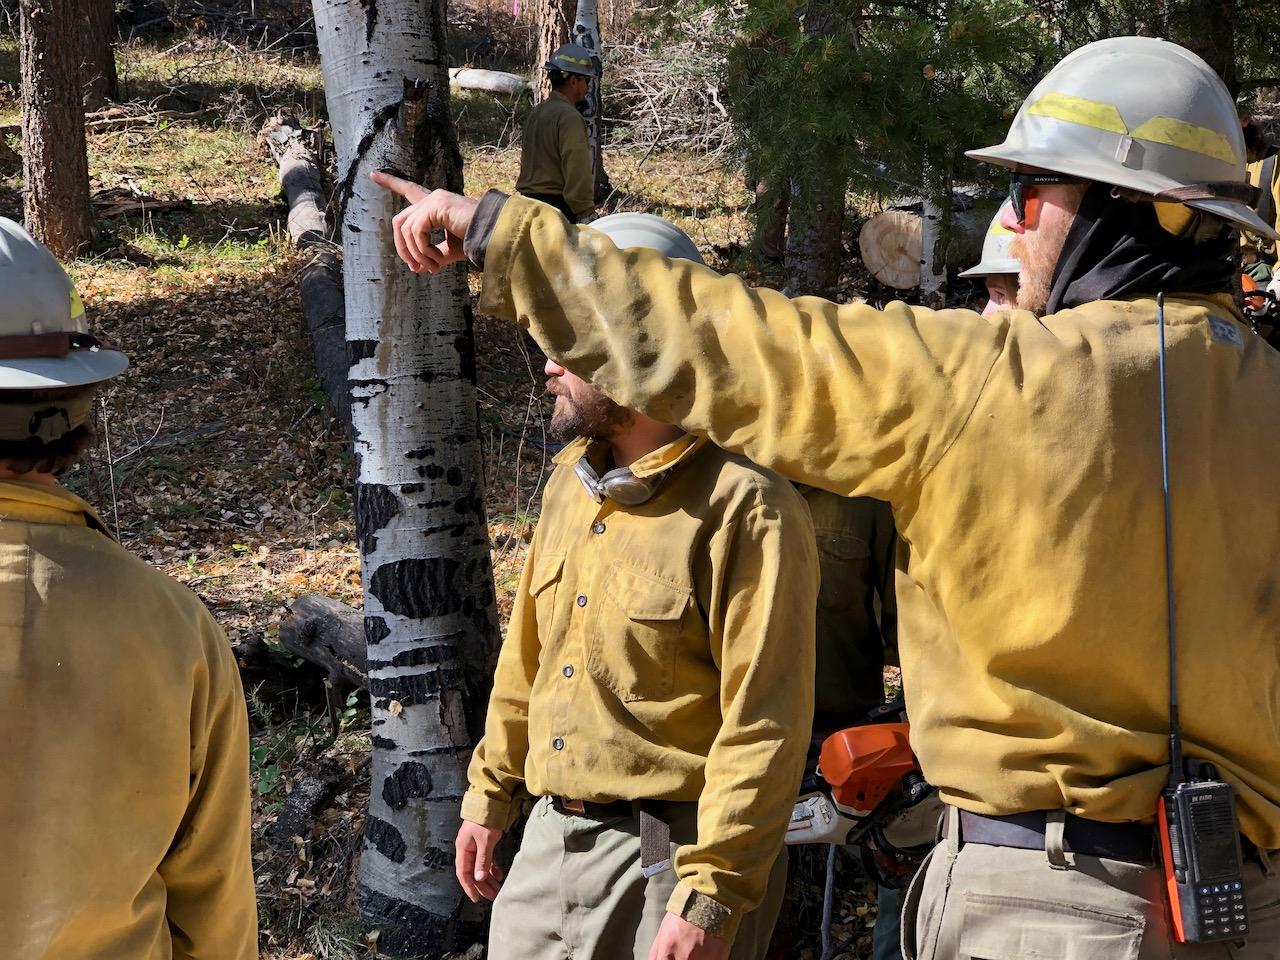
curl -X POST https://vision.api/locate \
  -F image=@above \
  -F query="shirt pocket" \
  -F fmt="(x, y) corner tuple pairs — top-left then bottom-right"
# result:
(529, 552), (565, 641)
(957, 892), (1144, 960)
(815, 531), (870, 608)
(588, 562), (691, 703)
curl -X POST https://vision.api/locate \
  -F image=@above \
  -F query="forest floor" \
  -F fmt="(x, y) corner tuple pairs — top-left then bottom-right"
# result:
(0, 23), (924, 960)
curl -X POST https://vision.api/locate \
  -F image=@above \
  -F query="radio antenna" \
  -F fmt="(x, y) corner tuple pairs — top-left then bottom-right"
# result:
(1157, 292), (1183, 789)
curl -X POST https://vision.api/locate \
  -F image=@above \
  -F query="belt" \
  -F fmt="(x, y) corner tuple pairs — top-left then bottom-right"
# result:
(944, 810), (1157, 866)
(551, 796), (677, 877)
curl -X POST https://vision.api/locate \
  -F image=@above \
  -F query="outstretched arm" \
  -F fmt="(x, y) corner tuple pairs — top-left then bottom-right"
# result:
(373, 177), (1007, 501)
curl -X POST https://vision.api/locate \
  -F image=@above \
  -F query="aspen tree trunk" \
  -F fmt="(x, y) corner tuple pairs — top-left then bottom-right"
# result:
(919, 163), (949, 308)
(311, 1), (501, 955)
(20, 0), (92, 257)
(81, 0), (118, 109)
(534, 0), (570, 102)
(570, 0), (611, 203)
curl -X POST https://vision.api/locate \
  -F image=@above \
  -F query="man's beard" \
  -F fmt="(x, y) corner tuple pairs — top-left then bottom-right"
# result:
(548, 384), (632, 442)
(1011, 218), (1072, 316)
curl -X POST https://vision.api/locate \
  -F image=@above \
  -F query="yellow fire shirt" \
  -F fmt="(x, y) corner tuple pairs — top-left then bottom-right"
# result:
(464, 435), (817, 942)
(0, 480), (256, 959)
(476, 194), (1280, 850)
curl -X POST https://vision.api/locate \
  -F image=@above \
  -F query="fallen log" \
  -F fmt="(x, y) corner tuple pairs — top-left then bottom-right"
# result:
(262, 115), (351, 431)
(278, 593), (368, 689)
(265, 755), (354, 845)
(448, 66), (530, 96)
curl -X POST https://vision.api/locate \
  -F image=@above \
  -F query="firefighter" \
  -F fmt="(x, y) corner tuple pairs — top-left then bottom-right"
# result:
(0, 220), (257, 956)
(377, 35), (1280, 956)
(454, 216), (817, 960)
(515, 42), (598, 223)
(1240, 119), (1280, 282)
(958, 199), (1021, 315)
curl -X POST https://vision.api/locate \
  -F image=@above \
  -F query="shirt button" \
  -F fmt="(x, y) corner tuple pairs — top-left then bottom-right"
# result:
(562, 664), (574, 678)
(576, 594), (588, 607)
(591, 521), (606, 535)
(552, 737), (565, 751)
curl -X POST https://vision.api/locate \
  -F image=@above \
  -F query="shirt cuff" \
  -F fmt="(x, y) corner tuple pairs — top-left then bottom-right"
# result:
(666, 881), (741, 945)
(460, 790), (516, 830)
(464, 189), (510, 270)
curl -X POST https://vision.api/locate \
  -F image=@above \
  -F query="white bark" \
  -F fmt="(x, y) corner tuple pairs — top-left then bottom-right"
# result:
(311, 1), (500, 954)
(449, 67), (530, 96)
(919, 163), (948, 308)
(570, 0), (609, 201)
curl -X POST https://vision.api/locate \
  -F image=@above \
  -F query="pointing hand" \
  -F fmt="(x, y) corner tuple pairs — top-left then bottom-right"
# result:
(370, 171), (479, 274)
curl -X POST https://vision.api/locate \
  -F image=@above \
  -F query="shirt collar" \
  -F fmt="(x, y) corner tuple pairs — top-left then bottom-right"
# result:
(0, 479), (113, 537)
(552, 433), (709, 478)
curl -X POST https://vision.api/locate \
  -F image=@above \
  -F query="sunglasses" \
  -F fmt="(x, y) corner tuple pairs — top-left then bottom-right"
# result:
(1009, 172), (1086, 226)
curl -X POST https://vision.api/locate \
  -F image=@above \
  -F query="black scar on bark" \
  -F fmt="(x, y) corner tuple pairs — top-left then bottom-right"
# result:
(365, 816), (407, 863)
(383, 761), (433, 810)
(405, 447), (436, 459)
(365, 616), (390, 646)
(368, 665), (465, 707)
(367, 642), (456, 672)
(358, 887), (459, 955)
(356, 483), (400, 554)
(349, 339), (377, 363)
(454, 329), (476, 382)
(358, 0), (377, 49)
(446, 466), (463, 486)
(369, 556), (467, 618)
(371, 735), (397, 750)
(401, 482), (424, 494)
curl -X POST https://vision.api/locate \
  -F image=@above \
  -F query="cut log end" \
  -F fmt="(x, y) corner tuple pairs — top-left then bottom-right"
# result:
(859, 210), (923, 290)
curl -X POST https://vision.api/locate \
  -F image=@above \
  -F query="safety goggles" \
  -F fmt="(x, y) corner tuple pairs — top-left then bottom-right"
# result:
(1009, 172), (1086, 227)
(573, 457), (667, 506)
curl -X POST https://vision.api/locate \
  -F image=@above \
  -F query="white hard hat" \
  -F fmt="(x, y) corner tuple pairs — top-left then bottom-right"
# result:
(958, 200), (1020, 278)
(968, 36), (1276, 239)
(545, 42), (600, 79)
(0, 218), (127, 390)
(589, 212), (705, 264)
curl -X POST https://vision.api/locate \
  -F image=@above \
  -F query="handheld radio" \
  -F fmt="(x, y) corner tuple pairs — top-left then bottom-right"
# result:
(1152, 293), (1250, 944)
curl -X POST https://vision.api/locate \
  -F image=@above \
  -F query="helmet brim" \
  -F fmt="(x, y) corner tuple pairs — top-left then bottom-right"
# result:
(968, 141), (1280, 240)
(0, 349), (128, 389)
(958, 257), (1021, 279)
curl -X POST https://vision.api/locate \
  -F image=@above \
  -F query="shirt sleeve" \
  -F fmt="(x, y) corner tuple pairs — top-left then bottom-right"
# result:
(558, 111), (594, 220)
(161, 611), (258, 960)
(478, 195), (1007, 502)
(461, 534), (543, 829)
(667, 496), (818, 944)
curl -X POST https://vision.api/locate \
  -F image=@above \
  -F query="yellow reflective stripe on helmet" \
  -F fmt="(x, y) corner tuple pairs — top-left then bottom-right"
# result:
(1026, 92), (1127, 134)
(557, 54), (592, 66)
(1129, 116), (1238, 165)
(69, 289), (85, 321)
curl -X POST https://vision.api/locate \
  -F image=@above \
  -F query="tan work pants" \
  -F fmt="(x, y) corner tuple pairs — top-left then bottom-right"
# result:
(903, 806), (1280, 960)
(488, 796), (787, 960)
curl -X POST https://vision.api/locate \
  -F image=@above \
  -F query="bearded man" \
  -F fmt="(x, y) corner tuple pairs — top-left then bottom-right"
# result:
(382, 36), (1280, 960)
(454, 213), (818, 960)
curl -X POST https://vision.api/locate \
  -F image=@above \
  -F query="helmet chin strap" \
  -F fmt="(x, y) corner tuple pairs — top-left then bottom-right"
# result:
(572, 456), (668, 507)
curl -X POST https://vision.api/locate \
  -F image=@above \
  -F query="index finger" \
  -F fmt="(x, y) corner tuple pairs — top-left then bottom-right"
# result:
(371, 169), (428, 203)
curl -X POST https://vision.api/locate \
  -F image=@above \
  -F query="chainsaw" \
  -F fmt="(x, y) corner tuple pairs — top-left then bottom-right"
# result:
(785, 699), (939, 888)
(1241, 273), (1280, 349)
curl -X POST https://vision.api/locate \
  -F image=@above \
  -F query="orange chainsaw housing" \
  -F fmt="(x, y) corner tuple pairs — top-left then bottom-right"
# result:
(818, 721), (918, 817)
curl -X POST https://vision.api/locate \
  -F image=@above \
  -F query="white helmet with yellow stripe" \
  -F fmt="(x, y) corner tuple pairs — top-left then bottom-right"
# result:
(968, 36), (1277, 239)
(0, 218), (127, 390)
(545, 43), (600, 79)
(959, 200), (1020, 278)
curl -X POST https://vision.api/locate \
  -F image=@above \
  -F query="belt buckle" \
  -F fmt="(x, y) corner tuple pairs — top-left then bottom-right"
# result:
(561, 797), (586, 814)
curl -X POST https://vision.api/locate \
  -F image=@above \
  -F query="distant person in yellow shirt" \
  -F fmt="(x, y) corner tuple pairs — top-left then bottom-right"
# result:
(0, 219), (256, 958)
(515, 43), (597, 222)
(454, 213), (817, 960)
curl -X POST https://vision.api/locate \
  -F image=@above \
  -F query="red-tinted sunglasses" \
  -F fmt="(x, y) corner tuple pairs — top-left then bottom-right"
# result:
(1009, 172), (1086, 226)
